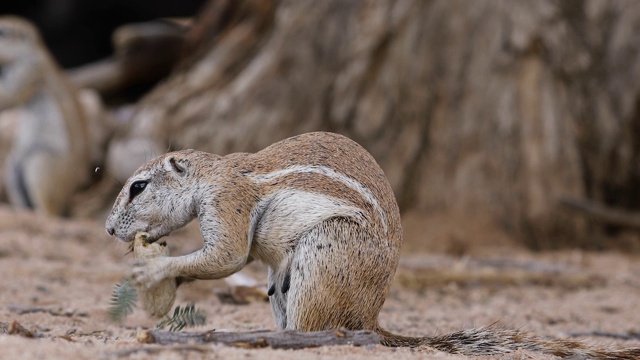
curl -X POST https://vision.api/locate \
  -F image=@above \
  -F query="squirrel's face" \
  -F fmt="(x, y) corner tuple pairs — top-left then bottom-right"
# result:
(105, 150), (199, 242)
(0, 16), (40, 45)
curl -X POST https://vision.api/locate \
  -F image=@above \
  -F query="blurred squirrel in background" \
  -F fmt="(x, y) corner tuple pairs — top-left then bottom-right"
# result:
(0, 16), (107, 216)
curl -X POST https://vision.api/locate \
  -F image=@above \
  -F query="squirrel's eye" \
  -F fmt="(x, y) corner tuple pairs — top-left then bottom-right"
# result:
(129, 180), (147, 200)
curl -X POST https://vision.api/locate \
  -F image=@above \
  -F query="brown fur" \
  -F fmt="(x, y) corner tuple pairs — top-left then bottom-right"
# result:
(106, 132), (640, 357)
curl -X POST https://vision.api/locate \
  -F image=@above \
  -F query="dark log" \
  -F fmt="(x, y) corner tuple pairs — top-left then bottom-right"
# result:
(68, 21), (186, 98)
(559, 197), (640, 229)
(141, 329), (380, 349)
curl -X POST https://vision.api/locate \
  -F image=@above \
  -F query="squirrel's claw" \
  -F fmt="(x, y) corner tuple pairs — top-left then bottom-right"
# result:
(131, 256), (173, 289)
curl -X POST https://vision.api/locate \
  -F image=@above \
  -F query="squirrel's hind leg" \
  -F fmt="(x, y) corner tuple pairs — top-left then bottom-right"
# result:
(282, 217), (395, 332)
(267, 259), (291, 329)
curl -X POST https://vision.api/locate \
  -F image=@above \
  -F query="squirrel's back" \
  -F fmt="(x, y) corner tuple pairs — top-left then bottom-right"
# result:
(248, 132), (401, 242)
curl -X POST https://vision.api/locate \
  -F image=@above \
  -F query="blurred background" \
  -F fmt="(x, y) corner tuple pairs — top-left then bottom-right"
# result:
(1, 0), (205, 67)
(2, 3), (640, 358)
(2, 0), (640, 253)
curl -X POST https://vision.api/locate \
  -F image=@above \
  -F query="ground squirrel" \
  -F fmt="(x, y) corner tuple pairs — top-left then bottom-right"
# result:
(106, 132), (640, 357)
(0, 16), (96, 216)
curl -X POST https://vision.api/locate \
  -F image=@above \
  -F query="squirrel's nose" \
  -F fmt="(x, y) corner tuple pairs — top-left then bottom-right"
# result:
(106, 227), (115, 236)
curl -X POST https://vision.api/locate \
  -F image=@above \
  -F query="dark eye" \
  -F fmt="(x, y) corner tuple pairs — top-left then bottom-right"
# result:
(129, 180), (147, 200)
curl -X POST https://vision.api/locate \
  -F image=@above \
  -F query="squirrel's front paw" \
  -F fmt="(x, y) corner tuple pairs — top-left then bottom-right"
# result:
(131, 257), (173, 289)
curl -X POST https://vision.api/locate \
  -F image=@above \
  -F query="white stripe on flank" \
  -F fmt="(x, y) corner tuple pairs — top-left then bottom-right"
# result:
(248, 165), (387, 233)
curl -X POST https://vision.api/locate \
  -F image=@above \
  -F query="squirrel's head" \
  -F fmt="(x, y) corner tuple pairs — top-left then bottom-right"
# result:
(105, 149), (206, 242)
(0, 16), (42, 45)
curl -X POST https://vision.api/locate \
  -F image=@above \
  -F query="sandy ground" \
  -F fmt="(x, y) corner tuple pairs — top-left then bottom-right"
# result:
(1, 205), (639, 359)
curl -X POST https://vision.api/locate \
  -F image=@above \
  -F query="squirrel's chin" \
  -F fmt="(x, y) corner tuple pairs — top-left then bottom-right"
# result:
(116, 231), (141, 243)
(116, 236), (134, 243)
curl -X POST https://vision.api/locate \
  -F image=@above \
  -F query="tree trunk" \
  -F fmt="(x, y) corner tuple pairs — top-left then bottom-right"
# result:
(109, 0), (640, 248)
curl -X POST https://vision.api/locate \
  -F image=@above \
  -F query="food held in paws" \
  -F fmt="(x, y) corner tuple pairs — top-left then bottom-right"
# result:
(133, 232), (177, 318)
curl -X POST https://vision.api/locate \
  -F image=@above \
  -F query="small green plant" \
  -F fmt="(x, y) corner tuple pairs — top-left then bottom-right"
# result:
(108, 280), (137, 322)
(108, 279), (206, 331)
(156, 304), (207, 331)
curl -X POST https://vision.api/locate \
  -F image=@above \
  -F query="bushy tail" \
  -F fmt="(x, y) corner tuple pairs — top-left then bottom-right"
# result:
(376, 325), (640, 359)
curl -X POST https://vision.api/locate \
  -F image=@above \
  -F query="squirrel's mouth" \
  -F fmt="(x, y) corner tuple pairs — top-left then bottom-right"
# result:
(136, 229), (163, 244)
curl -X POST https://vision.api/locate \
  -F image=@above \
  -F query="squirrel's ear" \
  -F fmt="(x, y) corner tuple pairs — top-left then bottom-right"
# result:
(165, 156), (189, 176)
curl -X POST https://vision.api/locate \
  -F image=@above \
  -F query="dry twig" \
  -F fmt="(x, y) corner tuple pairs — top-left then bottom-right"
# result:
(140, 328), (380, 349)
